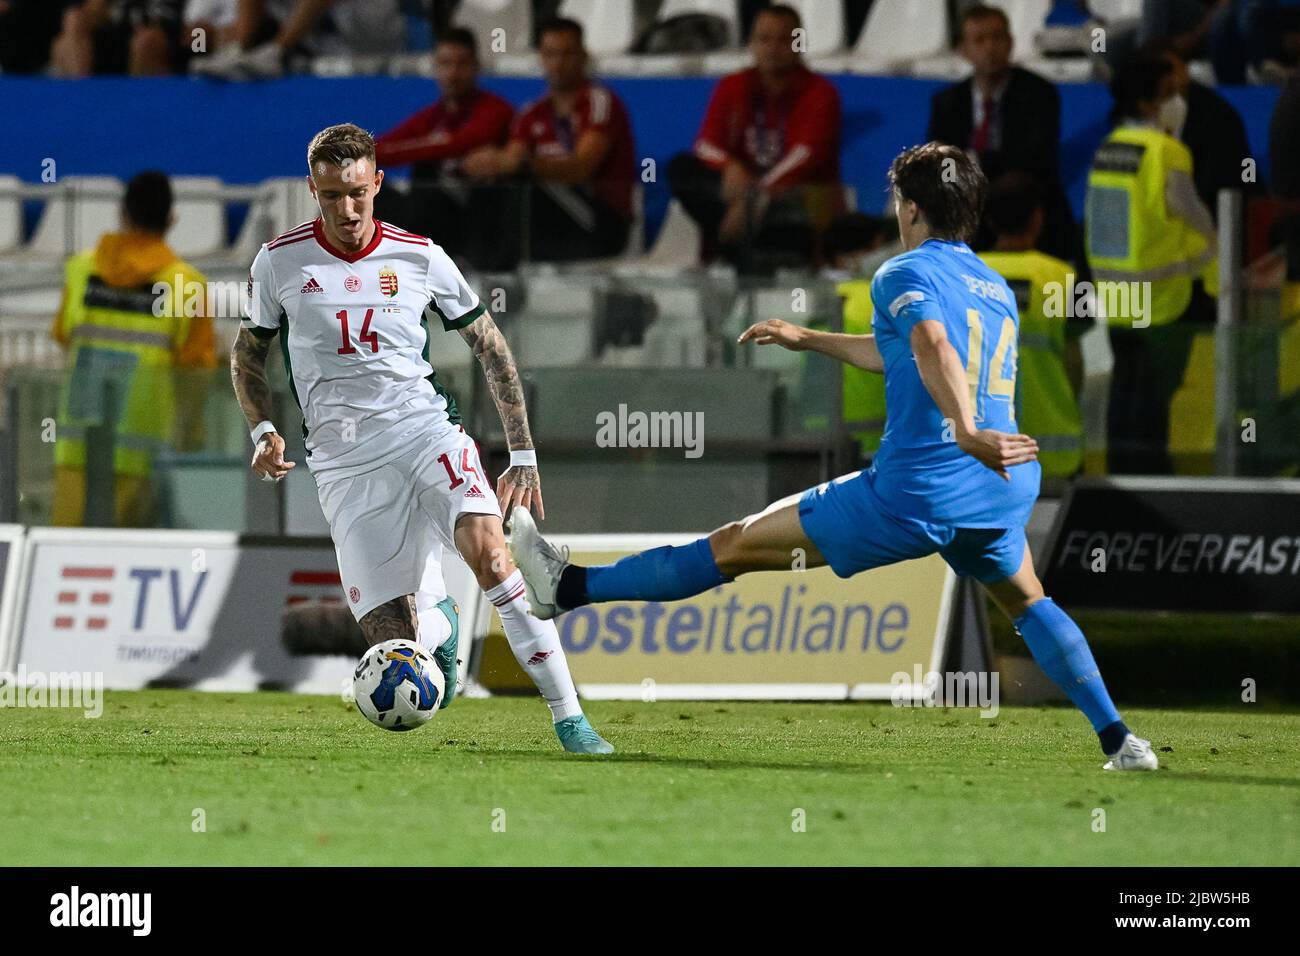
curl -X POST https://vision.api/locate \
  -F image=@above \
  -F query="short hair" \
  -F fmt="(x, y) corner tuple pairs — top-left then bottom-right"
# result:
(888, 142), (987, 243)
(306, 123), (376, 173)
(537, 16), (584, 45)
(959, 3), (1011, 38)
(985, 172), (1045, 237)
(755, 3), (802, 30)
(437, 26), (478, 58)
(123, 171), (172, 233)
(822, 213), (883, 261)
(1109, 52), (1173, 123)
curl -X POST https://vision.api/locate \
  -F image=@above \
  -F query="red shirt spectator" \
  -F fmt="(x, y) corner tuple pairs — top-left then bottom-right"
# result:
(693, 65), (841, 192)
(375, 89), (514, 177)
(511, 81), (637, 221)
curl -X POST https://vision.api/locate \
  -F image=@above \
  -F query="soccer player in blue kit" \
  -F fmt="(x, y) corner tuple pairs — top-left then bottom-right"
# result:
(510, 143), (1157, 771)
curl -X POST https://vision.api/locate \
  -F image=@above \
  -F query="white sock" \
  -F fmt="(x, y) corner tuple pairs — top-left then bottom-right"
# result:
(486, 570), (581, 722)
(414, 588), (451, 653)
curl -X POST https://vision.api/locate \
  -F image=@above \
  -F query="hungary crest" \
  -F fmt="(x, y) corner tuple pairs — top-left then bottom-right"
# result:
(379, 266), (398, 298)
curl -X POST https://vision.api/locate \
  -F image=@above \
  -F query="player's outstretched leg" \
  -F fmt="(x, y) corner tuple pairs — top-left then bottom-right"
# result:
(507, 494), (825, 620)
(456, 513), (614, 754)
(984, 551), (1157, 771)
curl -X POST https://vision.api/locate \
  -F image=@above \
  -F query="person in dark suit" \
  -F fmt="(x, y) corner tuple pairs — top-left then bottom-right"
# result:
(926, 3), (1077, 263)
(1145, 41), (1260, 219)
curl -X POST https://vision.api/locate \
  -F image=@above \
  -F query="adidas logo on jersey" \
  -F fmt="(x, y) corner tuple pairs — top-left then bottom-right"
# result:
(465, 484), (485, 499)
(300, 277), (324, 294)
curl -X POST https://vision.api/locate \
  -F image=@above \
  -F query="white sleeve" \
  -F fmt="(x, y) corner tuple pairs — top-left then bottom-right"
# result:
(425, 242), (484, 331)
(241, 245), (282, 333)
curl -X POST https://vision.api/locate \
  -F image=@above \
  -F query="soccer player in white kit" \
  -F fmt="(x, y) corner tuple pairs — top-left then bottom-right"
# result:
(231, 123), (613, 753)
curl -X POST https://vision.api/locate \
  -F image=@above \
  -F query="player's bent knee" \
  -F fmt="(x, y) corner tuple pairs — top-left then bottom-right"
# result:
(454, 513), (513, 586)
(709, 520), (777, 578)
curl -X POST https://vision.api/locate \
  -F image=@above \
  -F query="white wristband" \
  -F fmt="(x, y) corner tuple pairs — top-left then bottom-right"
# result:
(251, 420), (278, 445)
(509, 449), (537, 468)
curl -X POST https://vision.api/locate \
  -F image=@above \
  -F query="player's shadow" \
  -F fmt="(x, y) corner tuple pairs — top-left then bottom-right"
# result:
(1147, 770), (1300, 790)
(477, 748), (890, 775)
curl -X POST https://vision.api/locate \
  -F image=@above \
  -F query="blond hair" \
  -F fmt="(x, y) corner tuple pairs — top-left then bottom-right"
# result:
(306, 123), (376, 173)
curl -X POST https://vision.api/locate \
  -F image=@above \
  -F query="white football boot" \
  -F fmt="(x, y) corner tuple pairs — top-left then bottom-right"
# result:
(1103, 733), (1159, 771)
(506, 508), (569, 621)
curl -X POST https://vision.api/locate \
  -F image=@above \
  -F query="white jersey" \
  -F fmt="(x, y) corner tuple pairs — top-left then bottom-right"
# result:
(241, 218), (484, 480)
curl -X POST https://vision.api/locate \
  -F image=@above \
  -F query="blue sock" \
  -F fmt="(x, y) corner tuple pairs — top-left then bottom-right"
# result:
(1014, 598), (1125, 749)
(576, 538), (729, 605)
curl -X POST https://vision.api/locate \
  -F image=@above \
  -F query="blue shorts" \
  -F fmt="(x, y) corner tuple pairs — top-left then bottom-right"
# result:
(798, 470), (1027, 584)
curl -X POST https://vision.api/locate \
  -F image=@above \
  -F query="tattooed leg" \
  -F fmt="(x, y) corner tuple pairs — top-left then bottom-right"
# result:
(358, 595), (418, 646)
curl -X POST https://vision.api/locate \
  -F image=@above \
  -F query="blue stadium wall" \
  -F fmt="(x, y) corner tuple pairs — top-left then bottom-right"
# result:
(0, 75), (1280, 243)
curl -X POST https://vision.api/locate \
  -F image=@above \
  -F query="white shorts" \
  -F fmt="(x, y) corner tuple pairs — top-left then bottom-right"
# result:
(317, 426), (501, 621)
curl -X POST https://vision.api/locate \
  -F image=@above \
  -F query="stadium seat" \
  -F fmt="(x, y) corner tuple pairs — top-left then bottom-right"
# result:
(1086, 0), (1143, 22)
(987, 0), (1052, 50)
(27, 176), (124, 258)
(644, 200), (702, 268)
(513, 314), (596, 366)
(646, 285), (706, 324)
(838, 0), (950, 74)
(154, 455), (248, 531)
(785, 0), (847, 56)
(599, 52), (705, 76)
(457, 0), (533, 57)
(700, 50), (752, 74)
(0, 176), (21, 253)
(1021, 55), (1097, 83)
(559, 0), (636, 56)
(506, 272), (601, 366)
(907, 54), (973, 80)
(742, 288), (815, 385)
(260, 177), (320, 240)
(657, 0), (741, 45)
(644, 315), (708, 366)
(528, 366), (775, 443)
(169, 177), (228, 259)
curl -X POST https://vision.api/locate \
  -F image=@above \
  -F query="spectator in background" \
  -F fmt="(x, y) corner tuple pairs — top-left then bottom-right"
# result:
(462, 17), (635, 263)
(1144, 41), (1259, 216)
(820, 214), (889, 460)
(50, 172), (216, 528)
(183, 0), (248, 56)
(927, 3), (1076, 262)
(0, 0), (75, 74)
(669, 3), (843, 273)
(190, 0), (402, 78)
(1209, 0), (1300, 83)
(373, 28), (514, 268)
(51, 0), (185, 76)
(980, 173), (1086, 478)
(819, 213), (885, 280)
(1085, 53), (1218, 475)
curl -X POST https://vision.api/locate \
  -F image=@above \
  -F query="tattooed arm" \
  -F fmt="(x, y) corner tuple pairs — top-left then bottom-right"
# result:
(458, 312), (543, 519)
(231, 326), (295, 480)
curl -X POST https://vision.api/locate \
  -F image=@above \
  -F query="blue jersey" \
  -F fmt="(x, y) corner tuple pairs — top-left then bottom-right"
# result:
(868, 238), (1041, 527)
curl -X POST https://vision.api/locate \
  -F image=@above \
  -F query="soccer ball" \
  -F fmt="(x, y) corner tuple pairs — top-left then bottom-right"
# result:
(352, 639), (445, 732)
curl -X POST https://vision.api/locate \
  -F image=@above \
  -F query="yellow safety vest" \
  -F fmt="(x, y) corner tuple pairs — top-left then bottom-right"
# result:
(54, 242), (205, 476)
(836, 279), (887, 458)
(1085, 124), (1218, 327)
(979, 250), (1084, 477)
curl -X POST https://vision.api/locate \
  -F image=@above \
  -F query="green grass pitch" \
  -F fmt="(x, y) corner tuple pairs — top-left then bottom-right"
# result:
(1, 691), (1296, 866)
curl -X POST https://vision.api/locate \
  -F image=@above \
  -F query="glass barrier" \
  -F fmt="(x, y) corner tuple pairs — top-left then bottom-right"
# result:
(7, 192), (1295, 535)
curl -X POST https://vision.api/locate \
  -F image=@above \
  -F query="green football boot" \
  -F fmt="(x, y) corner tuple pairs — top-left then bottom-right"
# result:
(554, 714), (615, 754)
(432, 596), (460, 709)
